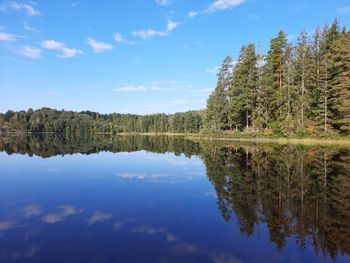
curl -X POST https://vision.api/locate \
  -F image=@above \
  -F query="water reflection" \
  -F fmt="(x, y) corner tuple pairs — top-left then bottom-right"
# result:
(0, 135), (349, 262)
(201, 143), (350, 260)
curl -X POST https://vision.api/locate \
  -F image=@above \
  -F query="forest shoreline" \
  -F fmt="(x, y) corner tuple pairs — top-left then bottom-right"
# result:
(2, 131), (350, 146)
(119, 132), (350, 146)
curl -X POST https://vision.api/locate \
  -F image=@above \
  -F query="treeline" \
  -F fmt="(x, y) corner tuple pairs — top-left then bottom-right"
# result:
(206, 19), (350, 136)
(0, 108), (203, 134)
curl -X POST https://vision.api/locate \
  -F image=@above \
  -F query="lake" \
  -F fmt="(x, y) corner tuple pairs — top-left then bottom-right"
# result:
(0, 135), (349, 263)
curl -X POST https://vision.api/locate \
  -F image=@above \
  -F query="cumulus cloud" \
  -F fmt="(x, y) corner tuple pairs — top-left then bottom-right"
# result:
(188, 11), (198, 18)
(114, 33), (124, 42)
(166, 21), (180, 31)
(114, 85), (146, 92)
(207, 0), (246, 12)
(133, 29), (168, 39)
(41, 40), (83, 58)
(0, 32), (18, 41)
(87, 211), (112, 225)
(0, 1), (40, 16)
(113, 33), (135, 45)
(87, 38), (113, 53)
(155, 0), (170, 6)
(18, 46), (42, 59)
(189, 0), (246, 17)
(133, 20), (179, 40)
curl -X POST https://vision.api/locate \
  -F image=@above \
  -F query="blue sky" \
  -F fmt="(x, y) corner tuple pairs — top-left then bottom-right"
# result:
(0, 0), (349, 114)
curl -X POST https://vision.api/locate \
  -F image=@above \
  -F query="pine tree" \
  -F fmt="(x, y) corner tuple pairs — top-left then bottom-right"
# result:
(262, 31), (289, 122)
(229, 44), (258, 130)
(331, 31), (350, 133)
(206, 56), (233, 131)
(295, 31), (312, 131)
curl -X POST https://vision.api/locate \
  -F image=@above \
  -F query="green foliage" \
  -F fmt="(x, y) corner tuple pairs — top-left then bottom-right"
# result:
(206, 19), (350, 135)
(0, 108), (204, 134)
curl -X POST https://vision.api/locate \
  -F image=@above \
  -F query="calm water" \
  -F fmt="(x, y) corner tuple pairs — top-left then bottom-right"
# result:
(0, 135), (349, 263)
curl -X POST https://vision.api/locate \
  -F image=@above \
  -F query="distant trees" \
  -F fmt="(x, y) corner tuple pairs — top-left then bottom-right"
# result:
(206, 19), (350, 135)
(0, 108), (203, 134)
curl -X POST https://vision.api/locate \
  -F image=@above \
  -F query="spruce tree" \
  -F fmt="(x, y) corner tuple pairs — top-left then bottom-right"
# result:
(331, 31), (350, 133)
(206, 56), (233, 131)
(295, 31), (312, 131)
(262, 31), (289, 122)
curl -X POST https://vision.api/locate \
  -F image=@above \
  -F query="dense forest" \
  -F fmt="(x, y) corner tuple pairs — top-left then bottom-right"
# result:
(207, 19), (350, 136)
(0, 108), (203, 134)
(1, 19), (349, 136)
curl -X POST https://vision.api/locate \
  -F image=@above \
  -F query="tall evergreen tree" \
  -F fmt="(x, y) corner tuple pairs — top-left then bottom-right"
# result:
(331, 31), (350, 133)
(295, 31), (312, 131)
(262, 31), (289, 122)
(229, 43), (258, 130)
(206, 56), (233, 131)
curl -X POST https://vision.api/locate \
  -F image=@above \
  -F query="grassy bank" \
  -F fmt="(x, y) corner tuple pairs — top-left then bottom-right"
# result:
(119, 132), (350, 147)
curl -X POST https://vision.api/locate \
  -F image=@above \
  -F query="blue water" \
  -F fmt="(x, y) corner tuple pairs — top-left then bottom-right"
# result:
(0, 136), (349, 263)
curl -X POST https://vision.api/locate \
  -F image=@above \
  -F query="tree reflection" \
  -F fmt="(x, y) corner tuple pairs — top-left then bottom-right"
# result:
(201, 143), (350, 260)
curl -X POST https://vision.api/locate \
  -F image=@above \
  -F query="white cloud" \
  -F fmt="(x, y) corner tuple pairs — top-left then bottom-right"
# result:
(41, 40), (83, 58)
(205, 65), (220, 74)
(87, 38), (113, 53)
(114, 33), (124, 42)
(188, 11), (198, 18)
(338, 6), (350, 14)
(0, 32), (17, 41)
(166, 21), (179, 31)
(132, 29), (168, 39)
(18, 46), (42, 59)
(87, 211), (112, 225)
(0, 1), (40, 16)
(114, 85), (146, 92)
(189, 0), (245, 17)
(24, 21), (36, 32)
(113, 33), (136, 45)
(133, 20), (179, 40)
(207, 0), (246, 12)
(155, 0), (170, 6)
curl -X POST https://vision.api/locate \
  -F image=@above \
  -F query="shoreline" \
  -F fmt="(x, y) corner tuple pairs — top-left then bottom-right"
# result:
(2, 131), (350, 146)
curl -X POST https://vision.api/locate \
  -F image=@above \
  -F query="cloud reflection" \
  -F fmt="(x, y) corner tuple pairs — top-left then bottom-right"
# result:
(87, 211), (112, 225)
(41, 205), (83, 224)
(0, 221), (16, 231)
(131, 225), (177, 243)
(19, 204), (42, 217)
